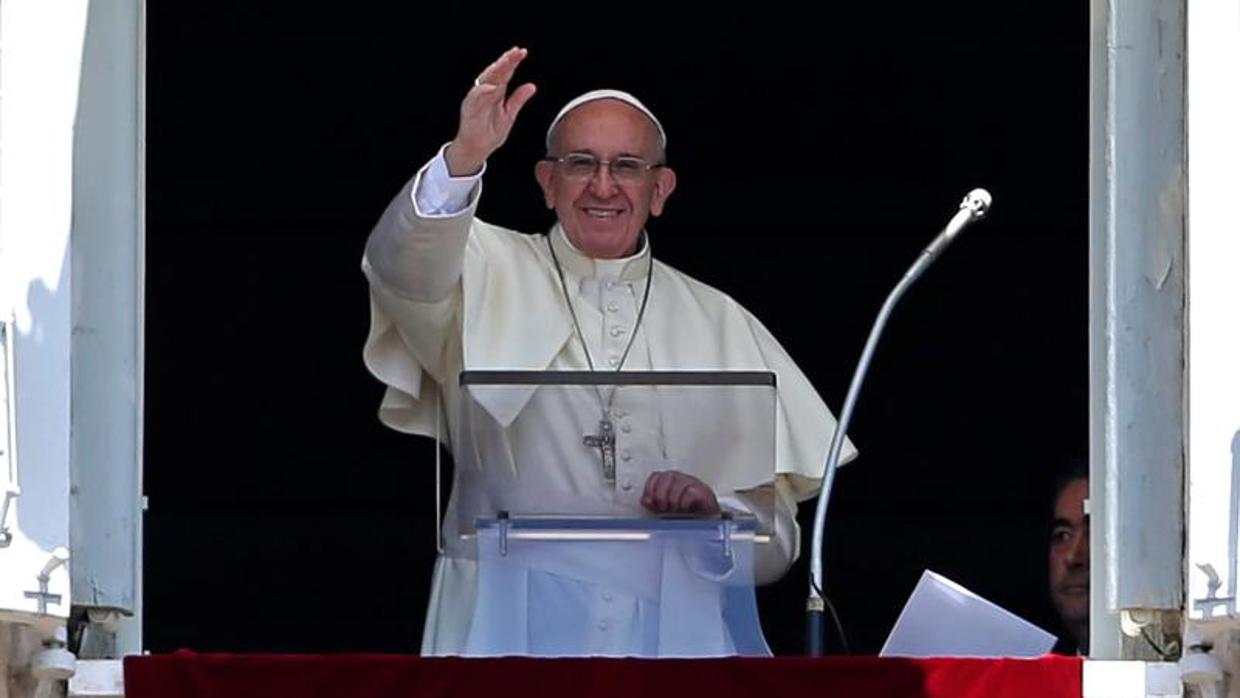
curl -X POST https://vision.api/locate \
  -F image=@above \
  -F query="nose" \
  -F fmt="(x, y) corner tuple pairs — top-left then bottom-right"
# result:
(587, 162), (619, 197)
(1067, 528), (1089, 567)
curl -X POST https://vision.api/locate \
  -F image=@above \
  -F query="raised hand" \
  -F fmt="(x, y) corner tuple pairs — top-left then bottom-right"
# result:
(641, 470), (722, 516)
(444, 47), (537, 176)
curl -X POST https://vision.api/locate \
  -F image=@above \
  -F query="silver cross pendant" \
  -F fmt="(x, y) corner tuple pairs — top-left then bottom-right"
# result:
(583, 418), (617, 484)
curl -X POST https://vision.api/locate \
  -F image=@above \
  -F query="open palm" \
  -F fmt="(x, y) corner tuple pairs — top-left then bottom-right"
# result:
(446, 47), (537, 176)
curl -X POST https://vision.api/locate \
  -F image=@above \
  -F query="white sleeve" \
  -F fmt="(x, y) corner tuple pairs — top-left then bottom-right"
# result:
(686, 481), (799, 585)
(732, 479), (801, 586)
(413, 143), (486, 218)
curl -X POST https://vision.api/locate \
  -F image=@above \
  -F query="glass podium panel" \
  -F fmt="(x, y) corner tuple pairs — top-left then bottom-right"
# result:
(453, 371), (777, 537)
(449, 371), (778, 657)
(466, 516), (767, 657)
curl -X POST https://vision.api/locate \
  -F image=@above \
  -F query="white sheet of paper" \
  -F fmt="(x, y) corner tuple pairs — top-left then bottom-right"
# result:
(880, 570), (1058, 658)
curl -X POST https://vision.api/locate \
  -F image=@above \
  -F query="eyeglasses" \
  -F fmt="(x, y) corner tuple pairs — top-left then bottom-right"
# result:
(544, 153), (663, 182)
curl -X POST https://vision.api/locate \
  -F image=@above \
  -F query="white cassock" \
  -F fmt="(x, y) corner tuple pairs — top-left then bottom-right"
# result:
(362, 148), (857, 656)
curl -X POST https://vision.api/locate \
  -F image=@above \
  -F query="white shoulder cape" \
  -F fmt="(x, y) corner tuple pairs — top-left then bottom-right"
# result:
(363, 220), (856, 500)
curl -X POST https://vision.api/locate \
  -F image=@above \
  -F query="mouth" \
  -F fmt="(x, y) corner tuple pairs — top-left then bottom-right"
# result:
(581, 206), (625, 220)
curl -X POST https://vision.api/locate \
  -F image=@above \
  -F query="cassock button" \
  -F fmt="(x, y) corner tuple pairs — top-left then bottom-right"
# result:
(608, 356), (620, 367)
(620, 477), (632, 491)
(621, 424), (632, 434)
(607, 302), (620, 312)
(598, 620), (610, 631)
(610, 326), (626, 337)
(602, 592), (614, 602)
(622, 450), (632, 461)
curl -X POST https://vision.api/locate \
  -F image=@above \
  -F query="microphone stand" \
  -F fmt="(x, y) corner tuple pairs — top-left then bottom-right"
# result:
(805, 189), (992, 656)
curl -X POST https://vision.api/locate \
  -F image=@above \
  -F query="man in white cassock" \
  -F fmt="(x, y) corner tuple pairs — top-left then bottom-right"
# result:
(362, 47), (856, 656)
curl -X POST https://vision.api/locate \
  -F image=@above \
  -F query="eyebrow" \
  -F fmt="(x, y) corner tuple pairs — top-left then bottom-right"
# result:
(564, 149), (648, 159)
(1051, 515), (1090, 530)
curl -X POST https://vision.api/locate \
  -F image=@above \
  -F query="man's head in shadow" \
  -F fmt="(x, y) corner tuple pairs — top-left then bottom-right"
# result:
(1049, 459), (1089, 653)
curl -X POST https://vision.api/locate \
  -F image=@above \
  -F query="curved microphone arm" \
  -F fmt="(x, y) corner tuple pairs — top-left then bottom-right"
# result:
(805, 189), (991, 656)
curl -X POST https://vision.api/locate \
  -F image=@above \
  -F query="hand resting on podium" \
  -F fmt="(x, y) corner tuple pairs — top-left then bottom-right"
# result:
(641, 470), (721, 515)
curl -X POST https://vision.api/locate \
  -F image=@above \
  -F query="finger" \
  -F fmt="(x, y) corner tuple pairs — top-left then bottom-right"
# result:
(643, 471), (672, 512)
(477, 46), (527, 90)
(474, 48), (518, 85)
(641, 471), (661, 510)
(686, 486), (720, 515)
(666, 478), (693, 513)
(503, 82), (537, 122)
(674, 482), (700, 512)
(491, 47), (529, 89)
(463, 82), (503, 109)
(655, 472), (680, 511)
(673, 474), (718, 514)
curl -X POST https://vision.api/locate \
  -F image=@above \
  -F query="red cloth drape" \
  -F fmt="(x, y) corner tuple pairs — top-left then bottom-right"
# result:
(124, 653), (1082, 698)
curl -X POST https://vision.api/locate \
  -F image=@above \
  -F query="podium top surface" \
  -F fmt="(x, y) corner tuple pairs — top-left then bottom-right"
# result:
(460, 370), (777, 387)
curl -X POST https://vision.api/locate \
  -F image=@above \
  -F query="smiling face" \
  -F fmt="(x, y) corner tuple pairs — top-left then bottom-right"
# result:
(534, 99), (676, 259)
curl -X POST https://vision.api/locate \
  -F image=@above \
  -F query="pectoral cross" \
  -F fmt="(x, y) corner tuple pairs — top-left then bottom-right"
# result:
(583, 417), (617, 484)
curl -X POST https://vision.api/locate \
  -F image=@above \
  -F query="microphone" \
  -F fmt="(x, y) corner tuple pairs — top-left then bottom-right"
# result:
(805, 188), (992, 656)
(919, 189), (992, 263)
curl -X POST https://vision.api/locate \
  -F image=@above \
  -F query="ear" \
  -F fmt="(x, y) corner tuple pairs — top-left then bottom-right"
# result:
(647, 166), (677, 217)
(534, 160), (556, 209)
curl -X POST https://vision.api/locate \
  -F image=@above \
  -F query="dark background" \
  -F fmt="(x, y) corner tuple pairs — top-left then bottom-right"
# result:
(144, 2), (1087, 655)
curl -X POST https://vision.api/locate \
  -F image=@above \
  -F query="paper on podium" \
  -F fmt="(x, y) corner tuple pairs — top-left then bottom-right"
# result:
(880, 570), (1057, 658)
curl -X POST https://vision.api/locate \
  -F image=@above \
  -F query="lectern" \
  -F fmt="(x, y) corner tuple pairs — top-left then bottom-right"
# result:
(446, 370), (780, 657)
